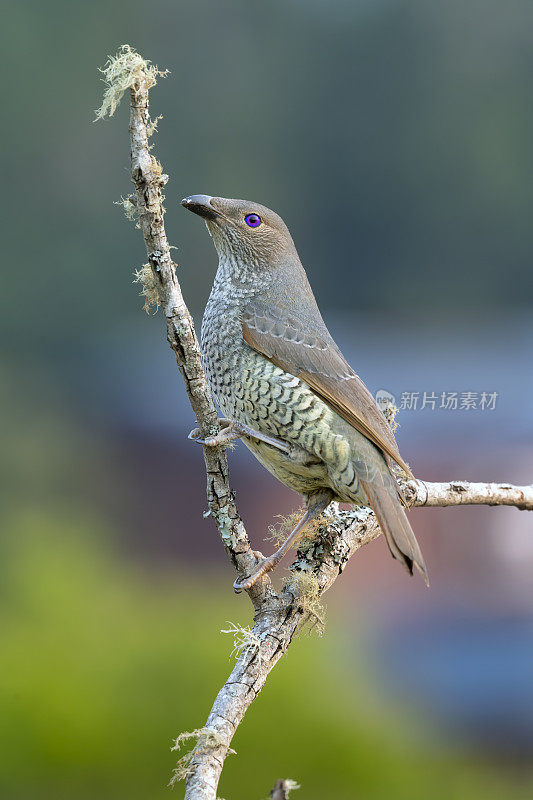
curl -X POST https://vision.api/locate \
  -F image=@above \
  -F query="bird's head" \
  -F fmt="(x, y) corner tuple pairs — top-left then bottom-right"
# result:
(181, 195), (298, 274)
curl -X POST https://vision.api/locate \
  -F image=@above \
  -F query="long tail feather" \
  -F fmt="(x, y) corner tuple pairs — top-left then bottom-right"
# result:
(360, 479), (429, 585)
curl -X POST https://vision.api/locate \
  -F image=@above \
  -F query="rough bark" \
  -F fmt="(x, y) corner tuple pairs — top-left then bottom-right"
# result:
(97, 46), (533, 800)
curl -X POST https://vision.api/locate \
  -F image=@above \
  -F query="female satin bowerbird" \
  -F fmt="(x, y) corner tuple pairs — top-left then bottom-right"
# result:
(182, 195), (427, 592)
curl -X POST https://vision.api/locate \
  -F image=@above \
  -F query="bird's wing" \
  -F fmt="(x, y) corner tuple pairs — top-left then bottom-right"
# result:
(241, 298), (414, 479)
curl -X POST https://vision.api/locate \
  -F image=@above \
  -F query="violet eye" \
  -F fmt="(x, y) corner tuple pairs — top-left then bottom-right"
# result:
(245, 213), (262, 228)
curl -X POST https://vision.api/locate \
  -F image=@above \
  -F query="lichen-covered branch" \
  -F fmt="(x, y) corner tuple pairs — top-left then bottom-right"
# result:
(167, 476), (533, 799)
(96, 45), (262, 599)
(97, 45), (533, 800)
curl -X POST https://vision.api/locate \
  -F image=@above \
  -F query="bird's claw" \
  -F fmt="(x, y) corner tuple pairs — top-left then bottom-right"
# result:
(188, 419), (237, 447)
(233, 556), (277, 593)
(188, 428), (206, 444)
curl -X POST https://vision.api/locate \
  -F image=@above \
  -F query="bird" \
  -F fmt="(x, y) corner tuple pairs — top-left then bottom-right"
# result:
(181, 194), (427, 592)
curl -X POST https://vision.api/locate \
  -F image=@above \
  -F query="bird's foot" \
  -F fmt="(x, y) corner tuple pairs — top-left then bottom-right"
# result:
(189, 418), (291, 453)
(233, 489), (334, 593)
(188, 418), (242, 447)
(233, 554), (279, 593)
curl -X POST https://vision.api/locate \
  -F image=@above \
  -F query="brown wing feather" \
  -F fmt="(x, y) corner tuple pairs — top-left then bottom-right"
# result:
(242, 300), (414, 479)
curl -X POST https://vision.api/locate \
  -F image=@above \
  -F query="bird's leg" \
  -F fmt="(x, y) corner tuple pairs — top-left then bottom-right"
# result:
(189, 418), (291, 453)
(233, 489), (334, 593)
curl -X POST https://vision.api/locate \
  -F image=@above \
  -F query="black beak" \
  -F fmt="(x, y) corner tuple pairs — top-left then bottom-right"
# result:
(181, 194), (219, 221)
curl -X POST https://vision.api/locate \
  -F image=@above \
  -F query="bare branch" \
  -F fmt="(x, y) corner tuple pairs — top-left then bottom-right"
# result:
(405, 478), (533, 510)
(98, 46), (533, 800)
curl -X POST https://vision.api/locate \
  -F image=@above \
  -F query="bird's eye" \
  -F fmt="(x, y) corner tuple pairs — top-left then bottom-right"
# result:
(245, 213), (262, 228)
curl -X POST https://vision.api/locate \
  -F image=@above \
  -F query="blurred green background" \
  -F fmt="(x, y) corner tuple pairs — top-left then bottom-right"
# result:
(2, 1), (533, 798)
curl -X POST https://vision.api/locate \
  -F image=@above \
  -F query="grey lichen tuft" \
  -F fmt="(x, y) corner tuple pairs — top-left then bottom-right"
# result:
(115, 194), (138, 223)
(282, 779), (301, 798)
(270, 778), (301, 799)
(169, 728), (236, 787)
(220, 621), (262, 665)
(133, 264), (161, 314)
(147, 114), (163, 137)
(266, 510), (303, 547)
(284, 570), (326, 636)
(95, 44), (169, 120)
(266, 508), (326, 550)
